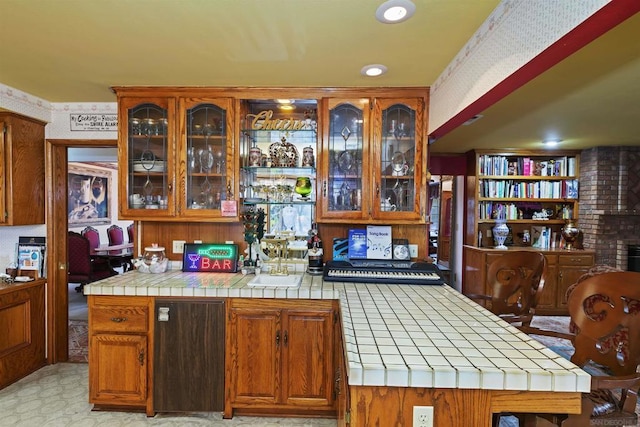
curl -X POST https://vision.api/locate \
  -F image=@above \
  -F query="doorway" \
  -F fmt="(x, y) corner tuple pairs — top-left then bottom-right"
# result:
(45, 139), (117, 363)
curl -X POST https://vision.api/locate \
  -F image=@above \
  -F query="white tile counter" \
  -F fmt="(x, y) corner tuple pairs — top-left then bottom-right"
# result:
(84, 270), (590, 394)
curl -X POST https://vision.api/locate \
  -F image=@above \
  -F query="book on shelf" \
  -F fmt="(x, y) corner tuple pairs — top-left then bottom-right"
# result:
(566, 179), (579, 198)
(568, 157), (576, 177)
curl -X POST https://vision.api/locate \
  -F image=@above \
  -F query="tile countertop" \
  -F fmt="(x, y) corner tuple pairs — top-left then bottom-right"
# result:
(84, 270), (590, 393)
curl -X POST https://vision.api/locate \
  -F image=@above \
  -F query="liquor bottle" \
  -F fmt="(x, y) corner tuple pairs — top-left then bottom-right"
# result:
(307, 223), (324, 275)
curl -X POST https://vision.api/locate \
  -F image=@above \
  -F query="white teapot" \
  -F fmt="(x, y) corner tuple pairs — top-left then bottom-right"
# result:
(380, 197), (396, 211)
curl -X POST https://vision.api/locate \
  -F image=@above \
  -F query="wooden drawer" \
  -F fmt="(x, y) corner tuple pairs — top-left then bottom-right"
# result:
(90, 299), (149, 333)
(558, 254), (594, 267)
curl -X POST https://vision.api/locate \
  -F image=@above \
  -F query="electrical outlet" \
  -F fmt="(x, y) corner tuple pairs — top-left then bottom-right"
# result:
(413, 406), (434, 427)
(409, 244), (418, 258)
(172, 240), (186, 254)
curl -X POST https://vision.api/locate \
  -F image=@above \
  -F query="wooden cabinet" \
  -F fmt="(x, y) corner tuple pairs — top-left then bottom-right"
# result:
(114, 90), (237, 221)
(88, 295), (153, 414)
(317, 96), (427, 224)
(465, 150), (581, 248)
(0, 112), (45, 225)
(226, 298), (337, 417)
(462, 246), (594, 314)
(0, 280), (46, 389)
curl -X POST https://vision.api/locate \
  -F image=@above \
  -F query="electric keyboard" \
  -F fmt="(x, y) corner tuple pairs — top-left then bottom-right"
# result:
(322, 260), (445, 285)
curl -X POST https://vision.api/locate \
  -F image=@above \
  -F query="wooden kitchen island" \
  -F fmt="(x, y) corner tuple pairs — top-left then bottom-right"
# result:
(84, 269), (589, 426)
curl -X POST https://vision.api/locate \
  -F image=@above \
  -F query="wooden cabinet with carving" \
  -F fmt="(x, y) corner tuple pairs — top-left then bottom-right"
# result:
(226, 298), (337, 418)
(114, 89), (238, 221)
(88, 295), (153, 415)
(317, 96), (427, 224)
(0, 112), (45, 225)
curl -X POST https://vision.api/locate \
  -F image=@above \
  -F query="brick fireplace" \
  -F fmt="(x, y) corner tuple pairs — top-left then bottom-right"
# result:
(578, 146), (640, 269)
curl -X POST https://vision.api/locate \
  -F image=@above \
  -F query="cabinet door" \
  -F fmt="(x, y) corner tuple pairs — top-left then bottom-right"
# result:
(557, 254), (594, 309)
(119, 97), (177, 218)
(179, 98), (236, 219)
(318, 98), (371, 221)
(282, 307), (334, 407)
(89, 333), (148, 406)
(229, 306), (280, 405)
(0, 121), (5, 224)
(154, 299), (225, 412)
(372, 98), (425, 221)
(0, 114), (45, 225)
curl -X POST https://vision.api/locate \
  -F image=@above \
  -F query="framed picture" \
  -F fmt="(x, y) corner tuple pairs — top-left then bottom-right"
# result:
(68, 164), (111, 226)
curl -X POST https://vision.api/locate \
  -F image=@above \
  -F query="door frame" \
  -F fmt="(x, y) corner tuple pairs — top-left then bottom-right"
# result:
(45, 139), (117, 363)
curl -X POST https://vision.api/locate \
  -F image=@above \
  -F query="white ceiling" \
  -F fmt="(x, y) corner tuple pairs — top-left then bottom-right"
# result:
(2, 1), (639, 154)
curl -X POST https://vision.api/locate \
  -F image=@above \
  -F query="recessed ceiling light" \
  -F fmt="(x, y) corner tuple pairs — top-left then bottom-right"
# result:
(361, 64), (388, 77)
(276, 99), (293, 104)
(376, 0), (416, 24)
(543, 139), (561, 146)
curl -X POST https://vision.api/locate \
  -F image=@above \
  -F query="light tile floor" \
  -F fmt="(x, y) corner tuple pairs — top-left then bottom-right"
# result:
(0, 363), (337, 427)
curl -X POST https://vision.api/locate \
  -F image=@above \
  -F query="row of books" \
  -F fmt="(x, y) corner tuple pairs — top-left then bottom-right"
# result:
(478, 155), (576, 177)
(478, 202), (574, 220)
(531, 226), (567, 250)
(479, 179), (579, 199)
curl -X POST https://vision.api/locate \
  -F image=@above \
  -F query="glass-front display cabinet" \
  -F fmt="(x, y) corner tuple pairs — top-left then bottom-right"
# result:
(121, 98), (176, 218)
(318, 98), (370, 221)
(119, 96), (236, 220)
(239, 99), (317, 238)
(318, 97), (426, 223)
(179, 98), (234, 219)
(373, 98), (424, 221)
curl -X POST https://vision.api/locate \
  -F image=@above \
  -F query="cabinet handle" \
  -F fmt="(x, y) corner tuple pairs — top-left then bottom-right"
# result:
(376, 184), (380, 196)
(283, 330), (288, 346)
(110, 317), (127, 323)
(276, 330), (280, 347)
(168, 183), (173, 193)
(323, 181), (327, 197)
(139, 350), (144, 366)
(227, 180), (233, 198)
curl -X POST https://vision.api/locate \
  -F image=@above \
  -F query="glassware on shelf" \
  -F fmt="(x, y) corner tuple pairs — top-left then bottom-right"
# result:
(294, 177), (312, 200)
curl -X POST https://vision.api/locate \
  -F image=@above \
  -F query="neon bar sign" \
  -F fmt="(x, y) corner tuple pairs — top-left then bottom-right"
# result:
(182, 243), (239, 273)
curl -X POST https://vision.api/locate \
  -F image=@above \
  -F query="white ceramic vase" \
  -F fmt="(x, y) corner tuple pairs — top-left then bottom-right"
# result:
(493, 220), (509, 250)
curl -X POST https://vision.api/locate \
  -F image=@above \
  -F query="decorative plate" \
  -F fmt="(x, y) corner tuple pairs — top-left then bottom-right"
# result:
(269, 138), (299, 167)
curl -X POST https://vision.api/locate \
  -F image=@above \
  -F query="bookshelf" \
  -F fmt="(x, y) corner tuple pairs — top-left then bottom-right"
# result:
(466, 149), (581, 249)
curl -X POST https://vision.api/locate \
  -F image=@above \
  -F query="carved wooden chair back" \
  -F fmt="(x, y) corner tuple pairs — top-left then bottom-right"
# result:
(568, 271), (640, 376)
(468, 251), (546, 327)
(554, 271), (640, 426)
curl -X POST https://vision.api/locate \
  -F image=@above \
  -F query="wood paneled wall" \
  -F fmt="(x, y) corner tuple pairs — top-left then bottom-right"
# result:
(140, 222), (429, 262)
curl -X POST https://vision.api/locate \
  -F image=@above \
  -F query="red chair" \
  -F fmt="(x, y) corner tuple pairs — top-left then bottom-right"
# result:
(81, 226), (101, 250)
(68, 231), (117, 293)
(127, 223), (135, 243)
(107, 224), (134, 272)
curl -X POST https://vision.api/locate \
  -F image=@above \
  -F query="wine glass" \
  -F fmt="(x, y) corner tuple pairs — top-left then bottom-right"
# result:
(187, 254), (201, 269)
(200, 146), (214, 173)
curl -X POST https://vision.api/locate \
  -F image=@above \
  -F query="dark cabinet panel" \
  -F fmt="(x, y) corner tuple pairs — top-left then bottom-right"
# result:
(154, 299), (225, 412)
